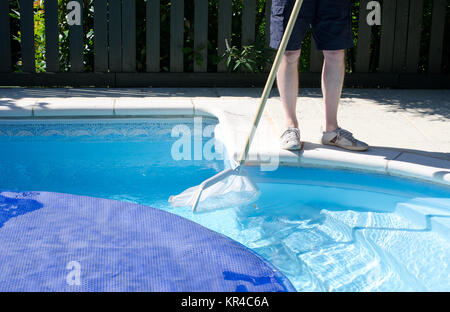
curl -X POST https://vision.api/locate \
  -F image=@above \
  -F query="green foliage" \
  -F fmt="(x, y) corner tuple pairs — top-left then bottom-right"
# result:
(57, 0), (70, 71)
(9, 2), (21, 71)
(34, 2), (46, 72)
(221, 38), (273, 73)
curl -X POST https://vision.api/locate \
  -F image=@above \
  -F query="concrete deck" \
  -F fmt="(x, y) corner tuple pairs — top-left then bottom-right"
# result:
(0, 87), (449, 186)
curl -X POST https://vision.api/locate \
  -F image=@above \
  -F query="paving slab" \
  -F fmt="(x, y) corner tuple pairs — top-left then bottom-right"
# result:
(114, 97), (193, 116)
(33, 97), (115, 116)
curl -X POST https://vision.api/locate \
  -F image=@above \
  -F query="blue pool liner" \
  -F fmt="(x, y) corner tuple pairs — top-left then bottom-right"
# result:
(0, 191), (295, 292)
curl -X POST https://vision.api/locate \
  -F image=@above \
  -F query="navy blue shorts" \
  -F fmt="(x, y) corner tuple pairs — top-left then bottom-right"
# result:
(270, 0), (354, 51)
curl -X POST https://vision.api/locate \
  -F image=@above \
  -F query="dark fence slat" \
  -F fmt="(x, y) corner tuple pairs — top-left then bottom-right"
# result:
(19, 0), (35, 72)
(146, 0), (160, 72)
(44, 0), (59, 72)
(194, 0), (208, 72)
(68, 0), (84, 72)
(265, 0), (271, 47)
(428, 0), (446, 73)
(355, 0), (371, 73)
(122, 0), (136, 72)
(378, 0), (397, 72)
(309, 39), (323, 73)
(0, 0), (11, 72)
(242, 0), (256, 46)
(94, 0), (108, 72)
(217, 0), (232, 72)
(241, 0), (256, 72)
(264, 0), (272, 72)
(405, 0), (423, 73)
(170, 0), (184, 72)
(109, 0), (122, 72)
(392, 0), (410, 73)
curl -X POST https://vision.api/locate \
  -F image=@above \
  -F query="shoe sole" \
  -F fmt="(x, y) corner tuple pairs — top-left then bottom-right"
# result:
(322, 141), (369, 152)
(281, 141), (304, 151)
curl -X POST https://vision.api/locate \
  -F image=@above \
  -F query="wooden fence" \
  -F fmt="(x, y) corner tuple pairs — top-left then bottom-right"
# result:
(0, 0), (448, 88)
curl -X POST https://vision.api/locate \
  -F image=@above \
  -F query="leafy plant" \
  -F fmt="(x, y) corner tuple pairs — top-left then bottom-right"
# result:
(34, 0), (46, 72)
(221, 38), (273, 73)
(9, 2), (21, 71)
(183, 45), (206, 68)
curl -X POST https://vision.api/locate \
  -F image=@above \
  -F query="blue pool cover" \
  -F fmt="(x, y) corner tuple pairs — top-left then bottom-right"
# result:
(0, 191), (295, 292)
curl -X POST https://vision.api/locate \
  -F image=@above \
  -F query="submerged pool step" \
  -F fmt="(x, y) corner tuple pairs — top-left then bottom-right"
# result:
(396, 201), (450, 237)
(430, 217), (450, 238)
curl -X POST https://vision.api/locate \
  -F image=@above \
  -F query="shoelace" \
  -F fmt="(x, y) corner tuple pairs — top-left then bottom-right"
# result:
(336, 128), (357, 143)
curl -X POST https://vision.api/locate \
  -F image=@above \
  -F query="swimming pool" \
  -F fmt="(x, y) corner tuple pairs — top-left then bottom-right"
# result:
(0, 118), (449, 291)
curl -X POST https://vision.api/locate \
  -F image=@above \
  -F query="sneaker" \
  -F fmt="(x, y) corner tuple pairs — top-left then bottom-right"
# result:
(321, 127), (369, 151)
(280, 127), (303, 150)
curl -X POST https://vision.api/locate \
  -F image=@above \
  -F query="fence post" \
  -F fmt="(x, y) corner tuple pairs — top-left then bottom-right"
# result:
(355, 0), (371, 73)
(428, 0), (446, 73)
(265, 0), (272, 72)
(94, 0), (108, 72)
(68, 0), (84, 72)
(392, 0), (410, 73)
(242, 0), (256, 46)
(19, 0), (35, 73)
(217, 0), (232, 72)
(378, 0), (397, 72)
(170, 0), (184, 72)
(122, 0), (136, 72)
(194, 0), (208, 72)
(405, 0), (423, 73)
(109, 0), (122, 72)
(265, 0), (272, 46)
(147, 0), (160, 72)
(0, 0), (11, 72)
(45, 0), (59, 72)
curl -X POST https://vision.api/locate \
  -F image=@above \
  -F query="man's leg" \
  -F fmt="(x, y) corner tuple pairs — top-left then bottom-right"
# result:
(320, 49), (368, 151)
(322, 49), (345, 132)
(277, 50), (301, 129)
(277, 49), (303, 150)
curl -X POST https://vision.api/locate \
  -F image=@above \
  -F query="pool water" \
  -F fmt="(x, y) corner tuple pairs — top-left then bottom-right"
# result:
(0, 119), (449, 291)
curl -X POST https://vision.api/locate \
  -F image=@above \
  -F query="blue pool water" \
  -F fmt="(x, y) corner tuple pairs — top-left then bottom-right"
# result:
(0, 118), (449, 291)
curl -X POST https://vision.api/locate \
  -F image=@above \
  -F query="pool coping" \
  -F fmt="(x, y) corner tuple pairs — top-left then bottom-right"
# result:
(0, 95), (449, 187)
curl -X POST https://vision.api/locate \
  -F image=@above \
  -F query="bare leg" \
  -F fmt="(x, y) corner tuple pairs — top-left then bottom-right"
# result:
(276, 50), (301, 129)
(322, 50), (345, 132)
